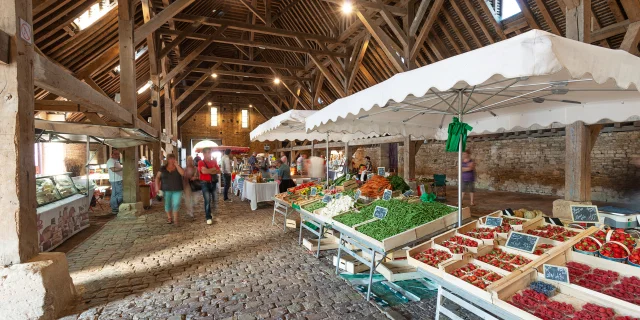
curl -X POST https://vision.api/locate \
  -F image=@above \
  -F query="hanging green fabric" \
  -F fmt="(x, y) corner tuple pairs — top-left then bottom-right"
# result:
(445, 117), (473, 152)
(421, 192), (437, 203)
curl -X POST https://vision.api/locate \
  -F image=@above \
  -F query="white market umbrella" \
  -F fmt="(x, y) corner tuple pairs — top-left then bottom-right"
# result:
(306, 30), (640, 227)
(251, 110), (379, 182)
(193, 140), (218, 153)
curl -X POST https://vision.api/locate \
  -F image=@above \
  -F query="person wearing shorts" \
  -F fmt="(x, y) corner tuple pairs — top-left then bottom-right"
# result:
(461, 150), (476, 206)
(155, 154), (185, 225)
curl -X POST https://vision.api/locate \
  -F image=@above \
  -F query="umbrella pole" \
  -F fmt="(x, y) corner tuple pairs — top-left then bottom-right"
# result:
(458, 91), (463, 228)
(326, 133), (330, 185)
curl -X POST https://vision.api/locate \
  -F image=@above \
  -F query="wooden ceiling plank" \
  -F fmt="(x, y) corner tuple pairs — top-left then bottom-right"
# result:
(321, 0), (407, 16)
(347, 34), (369, 93)
(514, 0), (541, 30)
(449, 0), (483, 46)
(620, 21), (640, 55)
(620, 0), (640, 22)
(372, 0), (409, 48)
(272, 0), (303, 23)
(158, 22), (202, 60)
(461, 0), (494, 44)
(532, 0), (561, 35)
(442, 8), (470, 51)
(410, 0), (444, 61)
(410, 0), (432, 35)
(238, 0), (268, 24)
(255, 85), (284, 113)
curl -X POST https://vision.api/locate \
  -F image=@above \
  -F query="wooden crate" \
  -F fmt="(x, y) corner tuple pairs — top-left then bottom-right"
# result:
(406, 240), (458, 278)
(376, 260), (423, 282)
(440, 255), (516, 302)
(333, 253), (370, 274)
(432, 228), (491, 255)
(491, 268), (640, 320)
(302, 234), (339, 251)
(343, 180), (358, 191)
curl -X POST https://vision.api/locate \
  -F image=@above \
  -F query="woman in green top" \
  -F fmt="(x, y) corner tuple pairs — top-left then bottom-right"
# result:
(276, 159), (296, 193)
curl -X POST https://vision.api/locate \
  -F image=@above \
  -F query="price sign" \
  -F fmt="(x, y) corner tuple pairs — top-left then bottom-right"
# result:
(336, 193), (343, 199)
(382, 189), (392, 201)
(502, 208), (514, 216)
(505, 232), (540, 254)
(346, 173), (350, 180)
(373, 206), (388, 219)
(543, 264), (570, 283)
(419, 184), (426, 194)
(310, 187), (317, 196)
(403, 190), (413, 197)
(485, 217), (503, 227)
(377, 167), (386, 176)
(571, 205), (600, 223)
(367, 173), (373, 180)
(322, 195), (332, 203)
(354, 189), (361, 201)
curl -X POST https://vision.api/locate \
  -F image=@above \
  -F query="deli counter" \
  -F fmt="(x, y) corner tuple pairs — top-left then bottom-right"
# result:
(36, 173), (92, 252)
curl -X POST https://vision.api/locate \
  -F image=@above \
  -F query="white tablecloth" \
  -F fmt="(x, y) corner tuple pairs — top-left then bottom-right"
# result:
(241, 181), (279, 210)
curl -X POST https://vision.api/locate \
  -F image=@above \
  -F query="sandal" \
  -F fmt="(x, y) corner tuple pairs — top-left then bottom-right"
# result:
(167, 218), (173, 224)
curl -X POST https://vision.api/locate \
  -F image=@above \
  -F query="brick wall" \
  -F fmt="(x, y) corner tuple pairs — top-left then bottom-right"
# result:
(180, 106), (275, 155)
(399, 131), (640, 203)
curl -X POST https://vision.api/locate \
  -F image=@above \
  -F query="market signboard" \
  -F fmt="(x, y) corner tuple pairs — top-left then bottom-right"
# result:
(419, 184), (426, 194)
(403, 189), (413, 197)
(322, 195), (332, 203)
(373, 206), (388, 219)
(543, 264), (570, 283)
(570, 205), (599, 223)
(505, 231), (540, 254)
(377, 167), (386, 176)
(354, 189), (361, 201)
(336, 193), (342, 199)
(310, 187), (317, 196)
(485, 217), (503, 227)
(382, 189), (392, 201)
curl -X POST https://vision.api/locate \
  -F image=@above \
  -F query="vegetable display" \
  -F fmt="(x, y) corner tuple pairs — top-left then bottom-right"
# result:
(333, 175), (347, 186)
(358, 175), (392, 198)
(302, 201), (326, 212)
(355, 201), (457, 241)
(387, 175), (410, 192)
(317, 196), (355, 217)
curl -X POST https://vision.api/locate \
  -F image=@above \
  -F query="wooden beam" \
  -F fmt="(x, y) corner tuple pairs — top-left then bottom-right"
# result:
(411, 0), (444, 62)
(238, 0), (267, 24)
(256, 85), (284, 113)
(83, 77), (109, 97)
(118, 0), (137, 118)
(192, 68), (309, 81)
(312, 72), (324, 109)
(410, 0), (431, 35)
(372, 0), (408, 48)
(620, 21), (640, 55)
(172, 13), (339, 43)
(532, 0), (561, 35)
(590, 19), (629, 42)
(177, 83), (219, 122)
(321, 0), (407, 16)
(272, 0), (302, 23)
(158, 22), (202, 60)
(195, 55), (305, 71)
(357, 10), (406, 73)
(514, 0), (540, 30)
(450, 1), (483, 46)
(175, 62), (221, 106)
(563, 0), (591, 43)
(620, 0), (640, 22)
(160, 25), (227, 88)
(84, 112), (108, 126)
(347, 34), (369, 93)
(33, 53), (133, 125)
(134, 0), (196, 45)
(35, 100), (87, 112)
(75, 43), (119, 79)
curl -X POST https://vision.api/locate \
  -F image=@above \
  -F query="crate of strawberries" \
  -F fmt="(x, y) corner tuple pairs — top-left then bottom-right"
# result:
(493, 268), (640, 320)
(406, 240), (457, 277)
(441, 256), (511, 302)
(433, 229), (490, 255)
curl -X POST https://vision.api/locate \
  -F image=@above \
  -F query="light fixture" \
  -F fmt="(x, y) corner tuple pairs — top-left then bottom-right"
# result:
(273, 78), (281, 84)
(342, 1), (353, 14)
(137, 81), (152, 94)
(249, 104), (253, 108)
(208, 101), (212, 106)
(211, 73), (218, 78)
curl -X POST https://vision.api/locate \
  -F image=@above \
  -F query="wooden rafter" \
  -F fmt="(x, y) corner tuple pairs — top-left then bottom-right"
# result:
(410, 0), (444, 62)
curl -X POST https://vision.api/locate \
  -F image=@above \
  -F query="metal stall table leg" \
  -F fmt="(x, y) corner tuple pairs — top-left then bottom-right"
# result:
(435, 285), (500, 320)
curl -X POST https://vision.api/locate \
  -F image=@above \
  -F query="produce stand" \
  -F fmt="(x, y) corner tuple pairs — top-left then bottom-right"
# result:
(331, 205), (471, 300)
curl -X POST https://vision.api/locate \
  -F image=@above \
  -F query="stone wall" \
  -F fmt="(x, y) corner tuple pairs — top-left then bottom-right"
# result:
(403, 131), (640, 203)
(180, 106), (275, 155)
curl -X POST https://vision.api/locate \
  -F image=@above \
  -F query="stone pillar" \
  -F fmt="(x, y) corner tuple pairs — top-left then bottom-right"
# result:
(0, 1), (76, 318)
(402, 136), (423, 180)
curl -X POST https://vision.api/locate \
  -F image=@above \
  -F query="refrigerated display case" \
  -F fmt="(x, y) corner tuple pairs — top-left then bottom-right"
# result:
(36, 173), (91, 252)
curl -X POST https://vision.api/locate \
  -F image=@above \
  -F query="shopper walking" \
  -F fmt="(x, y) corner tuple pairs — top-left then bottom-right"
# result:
(280, 151), (288, 165)
(155, 154), (185, 225)
(461, 150), (476, 206)
(198, 148), (221, 225)
(248, 152), (257, 172)
(276, 159), (296, 193)
(221, 149), (232, 202)
(183, 155), (198, 219)
(106, 149), (123, 215)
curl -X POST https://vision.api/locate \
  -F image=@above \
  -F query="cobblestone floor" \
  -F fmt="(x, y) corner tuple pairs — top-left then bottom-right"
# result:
(60, 195), (394, 320)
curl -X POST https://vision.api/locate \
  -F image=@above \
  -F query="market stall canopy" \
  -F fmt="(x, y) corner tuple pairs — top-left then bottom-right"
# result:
(305, 30), (640, 139)
(35, 120), (157, 148)
(251, 110), (378, 142)
(192, 140), (218, 153)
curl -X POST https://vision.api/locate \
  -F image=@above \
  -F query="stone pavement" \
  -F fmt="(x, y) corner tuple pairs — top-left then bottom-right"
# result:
(60, 195), (395, 320)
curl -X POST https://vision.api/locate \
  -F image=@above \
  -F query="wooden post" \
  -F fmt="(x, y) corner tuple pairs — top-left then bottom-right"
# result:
(564, 121), (601, 201)
(563, 0), (591, 43)
(0, 0), (38, 265)
(344, 142), (350, 174)
(118, 0), (140, 204)
(403, 136), (423, 180)
(379, 143), (390, 171)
